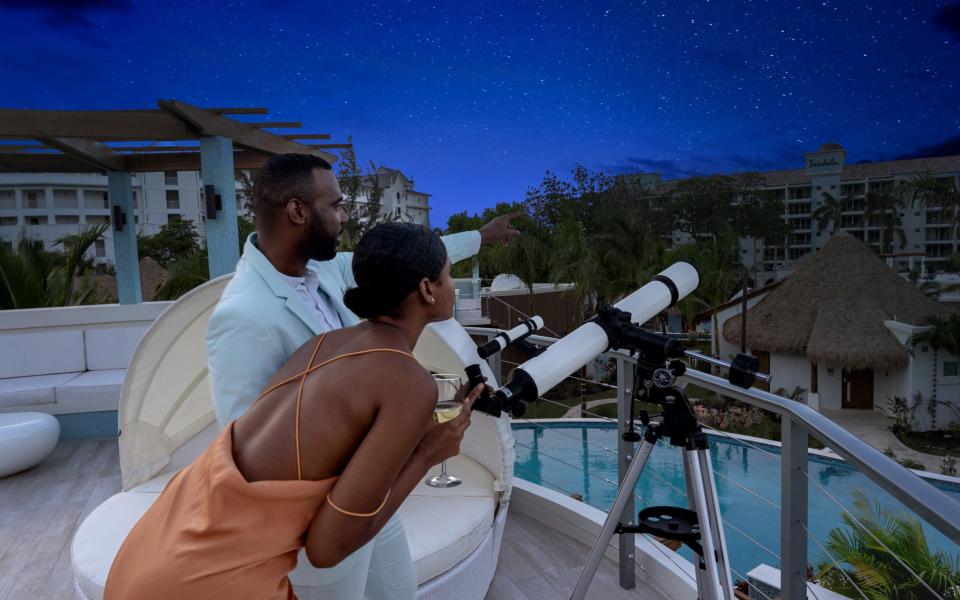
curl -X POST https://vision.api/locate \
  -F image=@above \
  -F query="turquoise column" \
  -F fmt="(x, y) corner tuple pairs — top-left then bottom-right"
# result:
(200, 136), (240, 278)
(107, 171), (142, 304)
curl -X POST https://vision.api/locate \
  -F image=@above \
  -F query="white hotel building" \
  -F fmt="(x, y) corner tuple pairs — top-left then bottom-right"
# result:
(641, 143), (960, 274)
(0, 166), (430, 265)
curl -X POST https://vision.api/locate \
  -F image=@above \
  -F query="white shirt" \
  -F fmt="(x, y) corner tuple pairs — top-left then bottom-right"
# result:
(279, 270), (343, 332)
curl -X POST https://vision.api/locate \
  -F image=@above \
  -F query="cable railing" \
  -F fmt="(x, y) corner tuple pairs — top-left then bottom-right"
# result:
(466, 326), (960, 600)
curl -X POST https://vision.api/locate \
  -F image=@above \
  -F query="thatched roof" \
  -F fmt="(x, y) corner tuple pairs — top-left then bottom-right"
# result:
(722, 233), (948, 370)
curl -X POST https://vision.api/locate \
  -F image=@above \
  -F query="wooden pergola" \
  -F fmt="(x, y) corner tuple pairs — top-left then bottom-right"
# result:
(0, 100), (351, 303)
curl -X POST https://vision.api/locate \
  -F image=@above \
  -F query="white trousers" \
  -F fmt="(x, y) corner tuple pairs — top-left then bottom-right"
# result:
(290, 513), (417, 600)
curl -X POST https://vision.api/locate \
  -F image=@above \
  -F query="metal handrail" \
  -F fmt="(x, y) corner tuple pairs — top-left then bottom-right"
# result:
(465, 326), (960, 599)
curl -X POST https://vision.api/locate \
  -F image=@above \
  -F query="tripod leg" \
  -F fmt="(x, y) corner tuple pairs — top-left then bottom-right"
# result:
(696, 448), (734, 598)
(683, 449), (734, 600)
(570, 439), (655, 600)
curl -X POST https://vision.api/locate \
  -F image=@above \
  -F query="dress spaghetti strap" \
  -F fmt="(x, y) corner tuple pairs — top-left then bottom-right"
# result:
(251, 333), (418, 480)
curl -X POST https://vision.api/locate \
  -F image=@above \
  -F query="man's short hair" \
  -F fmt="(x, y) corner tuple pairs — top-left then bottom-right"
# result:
(251, 153), (333, 222)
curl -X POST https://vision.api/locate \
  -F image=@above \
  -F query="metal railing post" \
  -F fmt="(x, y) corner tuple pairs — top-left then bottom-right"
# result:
(616, 357), (636, 589)
(781, 416), (808, 600)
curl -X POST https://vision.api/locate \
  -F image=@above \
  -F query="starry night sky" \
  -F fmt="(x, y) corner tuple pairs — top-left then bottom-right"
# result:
(1, 0), (959, 228)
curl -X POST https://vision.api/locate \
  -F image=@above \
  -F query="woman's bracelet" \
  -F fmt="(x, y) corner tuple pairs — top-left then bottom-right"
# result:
(326, 489), (391, 518)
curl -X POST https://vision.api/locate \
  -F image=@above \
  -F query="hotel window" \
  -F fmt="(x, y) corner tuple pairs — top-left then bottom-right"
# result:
(788, 186), (811, 200)
(83, 190), (109, 210)
(792, 218), (811, 231)
(869, 180), (894, 191)
(95, 239), (106, 258)
(24, 190), (45, 209)
(867, 230), (881, 243)
(133, 190), (140, 209)
(788, 202), (811, 215)
(790, 232), (811, 246)
(166, 190), (180, 209)
(840, 215), (863, 229)
(840, 183), (865, 196)
(26, 216), (47, 225)
(0, 189), (15, 210)
(165, 171), (179, 186)
(53, 189), (79, 209)
(0, 217), (17, 226)
(86, 215), (110, 225)
(767, 189), (785, 201)
(55, 215), (80, 225)
(945, 361), (959, 377)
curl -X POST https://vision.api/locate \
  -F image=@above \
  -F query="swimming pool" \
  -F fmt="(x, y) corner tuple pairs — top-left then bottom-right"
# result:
(511, 421), (960, 581)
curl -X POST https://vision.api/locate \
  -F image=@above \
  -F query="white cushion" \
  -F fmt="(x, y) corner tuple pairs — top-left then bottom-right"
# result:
(402, 455), (496, 584)
(84, 327), (147, 371)
(56, 370), (126, 412)
(72, 491), (156, 600)
(72, 455), (496, 599)
(0, 373), (81, 409)
(0, 330), (85, 378)
(0, 412), (60, 477)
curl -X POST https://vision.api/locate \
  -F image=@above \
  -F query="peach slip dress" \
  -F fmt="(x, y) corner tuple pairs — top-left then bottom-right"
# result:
(104, 334), (416, 600)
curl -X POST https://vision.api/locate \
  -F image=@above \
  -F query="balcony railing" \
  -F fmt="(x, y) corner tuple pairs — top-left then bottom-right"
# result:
(466, 327), (960, 600)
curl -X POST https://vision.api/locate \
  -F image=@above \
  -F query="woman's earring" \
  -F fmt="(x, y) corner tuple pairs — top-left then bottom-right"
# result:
(430, 298), (436, 304)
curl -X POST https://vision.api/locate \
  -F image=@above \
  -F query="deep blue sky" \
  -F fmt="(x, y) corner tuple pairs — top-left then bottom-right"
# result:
(2, 0), (959, 229)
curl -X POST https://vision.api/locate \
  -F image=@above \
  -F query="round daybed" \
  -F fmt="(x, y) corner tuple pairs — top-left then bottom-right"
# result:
(71, 276), (515, 600)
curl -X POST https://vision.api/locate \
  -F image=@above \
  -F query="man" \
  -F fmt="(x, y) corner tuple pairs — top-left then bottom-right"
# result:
(206, 153), (518, 598)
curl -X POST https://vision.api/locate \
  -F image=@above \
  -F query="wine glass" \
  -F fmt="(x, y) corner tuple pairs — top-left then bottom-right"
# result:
(425, 373), (463, 488)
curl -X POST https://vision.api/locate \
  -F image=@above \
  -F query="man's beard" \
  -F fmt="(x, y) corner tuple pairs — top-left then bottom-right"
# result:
(303, 208), (338, 261)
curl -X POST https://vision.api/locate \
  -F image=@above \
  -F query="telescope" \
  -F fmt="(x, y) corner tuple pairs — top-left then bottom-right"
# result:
(470, 262), (769, 418)
(476, 316), (544, 359)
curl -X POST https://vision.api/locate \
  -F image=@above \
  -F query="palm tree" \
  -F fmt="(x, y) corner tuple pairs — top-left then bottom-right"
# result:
(864, 190), (907, 254)
(153, 217), (257, 301)
(813, 191), (845, 236)
(0, 223), (109, 310)
(901, 174), (960, 255)
(815, 489), (960, 599)
(907, 313), (960, 429)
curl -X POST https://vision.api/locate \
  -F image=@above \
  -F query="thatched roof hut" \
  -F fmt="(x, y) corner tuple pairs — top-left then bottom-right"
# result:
(723, 233), (948, 370)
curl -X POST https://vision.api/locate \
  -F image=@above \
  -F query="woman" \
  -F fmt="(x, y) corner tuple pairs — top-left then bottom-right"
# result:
(105, 222), (482, 599)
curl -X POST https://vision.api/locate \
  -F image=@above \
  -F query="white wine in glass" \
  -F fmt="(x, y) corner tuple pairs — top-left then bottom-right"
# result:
(426, 374), (463, 488)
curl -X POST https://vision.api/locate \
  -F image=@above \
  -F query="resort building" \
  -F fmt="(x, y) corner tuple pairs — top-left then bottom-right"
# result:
(0, 165), (431, 265)
(716, 233), (958, 429)
(0, 171), (238, 265)
(352, 166), (431, 227)
(638, 143), (960, 274)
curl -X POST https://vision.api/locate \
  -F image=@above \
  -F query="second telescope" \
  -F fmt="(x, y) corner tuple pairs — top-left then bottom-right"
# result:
(493, 262), (699, 416)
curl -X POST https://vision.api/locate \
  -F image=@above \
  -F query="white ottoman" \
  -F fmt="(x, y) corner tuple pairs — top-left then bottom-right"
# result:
(0, 412), (60, 478)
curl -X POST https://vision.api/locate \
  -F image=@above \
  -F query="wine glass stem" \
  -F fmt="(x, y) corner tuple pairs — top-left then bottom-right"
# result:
(440, 461), (448, 477)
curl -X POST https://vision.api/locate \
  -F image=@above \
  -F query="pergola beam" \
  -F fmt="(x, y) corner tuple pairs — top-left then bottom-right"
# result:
(281, 134), (332, 140)
(37, 137), (126, 171)
(157, 99), (335, 161)
(0, 109), (193, 140)
(208, 107), (269, 115)
(0, 149), (287, 172)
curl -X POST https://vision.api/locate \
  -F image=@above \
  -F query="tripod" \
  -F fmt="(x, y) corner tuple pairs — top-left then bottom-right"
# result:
(570, 307), (745, 600)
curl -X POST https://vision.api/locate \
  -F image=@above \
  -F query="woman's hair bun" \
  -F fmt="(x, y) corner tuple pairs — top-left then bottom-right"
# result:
(343, 285), (383, 320)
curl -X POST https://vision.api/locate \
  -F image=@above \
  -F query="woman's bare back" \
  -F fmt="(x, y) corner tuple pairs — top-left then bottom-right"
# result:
(230, 323), (431, 483)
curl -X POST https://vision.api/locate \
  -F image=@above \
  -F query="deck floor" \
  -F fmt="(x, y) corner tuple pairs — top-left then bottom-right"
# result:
(0, 439), (665, 600)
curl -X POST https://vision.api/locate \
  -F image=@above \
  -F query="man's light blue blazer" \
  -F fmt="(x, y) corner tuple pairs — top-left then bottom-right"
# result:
(207, 231), (481, 426)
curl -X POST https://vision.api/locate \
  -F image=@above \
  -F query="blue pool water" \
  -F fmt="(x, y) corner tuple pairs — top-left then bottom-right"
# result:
(511, 422), (960, 580)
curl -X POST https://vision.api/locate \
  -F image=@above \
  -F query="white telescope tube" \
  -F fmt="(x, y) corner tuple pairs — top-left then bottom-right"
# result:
(477, 315), (545, 359)
(496, 262), (698, 407)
